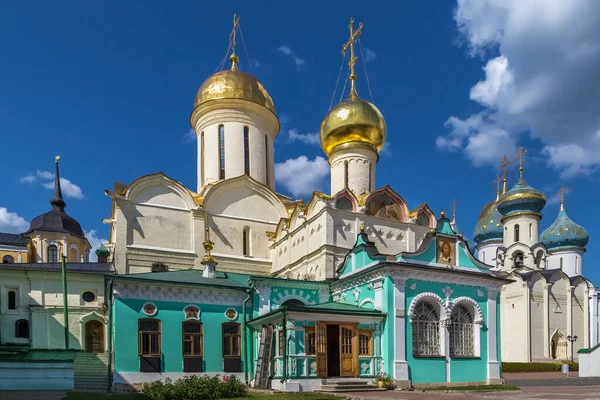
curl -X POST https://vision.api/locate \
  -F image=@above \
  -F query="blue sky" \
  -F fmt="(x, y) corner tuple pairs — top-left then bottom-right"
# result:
(1, 1), (599, 282)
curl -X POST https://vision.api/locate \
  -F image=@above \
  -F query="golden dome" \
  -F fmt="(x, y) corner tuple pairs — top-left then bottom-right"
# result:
(192, 69), (276, 115)
(320, 98), (387, 156)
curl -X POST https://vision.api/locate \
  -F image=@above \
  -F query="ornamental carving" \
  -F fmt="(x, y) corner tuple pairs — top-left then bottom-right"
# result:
(113, 281), (246, 305)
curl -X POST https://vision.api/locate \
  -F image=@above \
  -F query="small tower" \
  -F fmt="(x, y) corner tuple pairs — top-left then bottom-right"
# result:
(320, 19), (386, 197)
(190, 15), (279, 192)
(541, 185), (589, 277)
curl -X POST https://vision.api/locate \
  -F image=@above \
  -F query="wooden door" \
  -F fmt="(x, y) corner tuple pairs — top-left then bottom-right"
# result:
(339, 324), (357, 377)
(316, 322), (327, 377)
(85, 320), (105, 353)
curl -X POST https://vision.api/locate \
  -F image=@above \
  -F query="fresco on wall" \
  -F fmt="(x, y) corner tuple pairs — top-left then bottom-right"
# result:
(335, 196), (353, 211)
(366, 194), (402, 221)
(436, 238), (456, 265)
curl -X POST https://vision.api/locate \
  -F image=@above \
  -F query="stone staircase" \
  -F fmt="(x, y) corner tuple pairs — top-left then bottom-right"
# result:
(74, 352), (110, 392)
(319, 378), (384, 392)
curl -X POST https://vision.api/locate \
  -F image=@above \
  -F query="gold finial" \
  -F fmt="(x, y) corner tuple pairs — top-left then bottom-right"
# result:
(515, 146), (528, 177)
(493, 172), (502, 199)
(498, 155), (512, 194)
(452, 199), (458, 222)
(360, 225), (365, 232)
(440, 208), (446, 218)
(557, 184), (569, 211)
(55, 155), (60, 163)
(229, 14), (241, 71)
(202, 213), (216, 264)
(341, 17), (363, 101)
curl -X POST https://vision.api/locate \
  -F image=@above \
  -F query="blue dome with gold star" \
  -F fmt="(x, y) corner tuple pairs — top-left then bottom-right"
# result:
(497, 175), (546, 217)
(473, 200), (503, 244)
(541, 208), (589, 250)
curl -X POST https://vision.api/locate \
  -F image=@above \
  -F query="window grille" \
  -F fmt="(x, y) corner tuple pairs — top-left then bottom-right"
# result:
(222, 323), (241, 357)
(138, 319), (161, 356)
(412, 301), (441, 356)
(449, 304), (475, 357)
(47, 245), (58, 263)
(182, 321), (203, 356)
(359, 330), (372, 356)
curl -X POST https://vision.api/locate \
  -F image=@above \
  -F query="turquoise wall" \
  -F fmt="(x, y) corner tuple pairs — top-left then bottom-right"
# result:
(405, 280), (488, 384)
(383, 277), (394, 376)
(113, 298), (246, 373)
(339, 283), (376, 309)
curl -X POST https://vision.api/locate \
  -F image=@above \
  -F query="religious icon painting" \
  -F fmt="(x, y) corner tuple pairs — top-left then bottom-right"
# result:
(436, 238), (456, 265)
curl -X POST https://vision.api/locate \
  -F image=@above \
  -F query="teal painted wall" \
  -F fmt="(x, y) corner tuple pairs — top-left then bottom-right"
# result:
(383, 277), (395, 376)
(270, 287), (320, 310)
(405, 280), (489, 384)
(339, 283), (376, 309)
(113, 298), (245, 373)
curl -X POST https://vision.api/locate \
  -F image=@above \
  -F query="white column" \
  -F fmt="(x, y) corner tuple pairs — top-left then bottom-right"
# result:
(524, 281), (531, 361)
(584, 288), (590, 348)
(374, 279), (384, 311)
(36, 235), (42, 262)
(567, 286), (573, 359)
(543, 284), (550, 358)
(487, 288), (501, 382)
(392, 277), (408, 381)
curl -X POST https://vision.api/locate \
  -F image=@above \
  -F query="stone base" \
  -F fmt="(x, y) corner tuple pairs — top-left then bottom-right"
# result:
(394, 379), (412, 389)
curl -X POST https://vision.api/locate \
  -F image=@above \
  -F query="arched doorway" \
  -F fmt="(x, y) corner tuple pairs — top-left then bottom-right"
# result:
(550, 329), (567, 360)
(85, 320), (105, 353)
(281, 299), (305, 307)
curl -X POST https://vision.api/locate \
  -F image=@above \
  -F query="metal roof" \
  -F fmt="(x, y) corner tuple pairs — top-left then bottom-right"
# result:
(0, 232), (29, 247)
(0, 262), (115, 275)
(113, 269), (251, 289)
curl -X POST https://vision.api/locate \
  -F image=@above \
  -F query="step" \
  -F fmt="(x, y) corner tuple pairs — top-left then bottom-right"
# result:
(318, 387), (386, 393)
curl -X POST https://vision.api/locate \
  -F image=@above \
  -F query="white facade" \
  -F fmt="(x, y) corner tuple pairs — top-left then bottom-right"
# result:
(547, 248), (585, 277)
(329, 147), (377, 195)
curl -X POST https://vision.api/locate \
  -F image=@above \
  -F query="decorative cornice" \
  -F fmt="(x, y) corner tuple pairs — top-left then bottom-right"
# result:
(113, 281), (246, 305)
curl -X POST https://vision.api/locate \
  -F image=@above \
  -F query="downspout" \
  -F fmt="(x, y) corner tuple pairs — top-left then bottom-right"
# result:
(106, 277), (114, 391)
(242, 287), (253, 385)
(280, 307), (287, 384)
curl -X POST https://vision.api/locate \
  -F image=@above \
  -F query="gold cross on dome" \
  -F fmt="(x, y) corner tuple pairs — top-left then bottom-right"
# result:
(55, 155), (60, 163)
(557, 184), (569, 209)
(229, 14), (241, 70)
(515, 146), (528, 172)
(498, 155), (512, 180)
(493, 172), (502, 194)
(341, 17), (363, 100)
(452, 199), (458, 221)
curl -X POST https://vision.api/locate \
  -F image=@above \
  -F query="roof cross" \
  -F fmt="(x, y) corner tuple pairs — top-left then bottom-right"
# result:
(229, 14), (241, 70)
(452, 199), (458, 222)
(557, 184), (569, 210)
(515, 146), (528, 176)
(493, 172), (502, 195)
(341, 18), (363, 100)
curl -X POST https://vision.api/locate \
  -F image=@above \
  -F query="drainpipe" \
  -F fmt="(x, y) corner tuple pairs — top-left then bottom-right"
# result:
(106, 277), (114, 391)
(280, 307), (287, 384)
(242, 287), (253, 385)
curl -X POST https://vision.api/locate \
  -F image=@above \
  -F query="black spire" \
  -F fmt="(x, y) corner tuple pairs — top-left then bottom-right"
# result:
(50, 156), (66, 211)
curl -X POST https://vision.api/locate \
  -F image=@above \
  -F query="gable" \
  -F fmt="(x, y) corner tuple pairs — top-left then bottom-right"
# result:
(132, 184), (190, 209)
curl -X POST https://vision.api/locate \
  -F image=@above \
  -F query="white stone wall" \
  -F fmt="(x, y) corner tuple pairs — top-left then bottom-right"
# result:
(329, 148), (377, 195)
(547, 248), (585, 277)
(503, 214), (540, 248)
(500, 281), (529, 362)
(476, 241), (501, 267)
(530, 276), (545, 360)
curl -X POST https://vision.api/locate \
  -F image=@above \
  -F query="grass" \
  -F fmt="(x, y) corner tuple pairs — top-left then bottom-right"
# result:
(424, 384), (520, 392)
(62, 392), (342, 400)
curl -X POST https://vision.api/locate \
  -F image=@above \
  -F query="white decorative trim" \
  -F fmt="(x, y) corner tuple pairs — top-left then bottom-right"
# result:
(451, 296), (485, 326)
(360, 298), (375, 308)
(225, 308), (238, 321)
(142, 302), (158, 316)
(183, 305), (200, 320)
(126, 244), (197, 255)
(407, 292), (450, 322)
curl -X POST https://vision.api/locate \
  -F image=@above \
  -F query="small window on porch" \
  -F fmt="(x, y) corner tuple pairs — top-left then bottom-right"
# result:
(278, 329), (285, 356)
(359, 330), (373, 356)
(304, 327), (316, 355)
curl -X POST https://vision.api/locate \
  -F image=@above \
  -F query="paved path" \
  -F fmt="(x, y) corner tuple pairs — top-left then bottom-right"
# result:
(0, 391), (66, 400)
(345, 386), (600, 399)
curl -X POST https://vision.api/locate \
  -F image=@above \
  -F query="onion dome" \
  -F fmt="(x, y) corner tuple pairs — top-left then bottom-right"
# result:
(497, 173), (546, 217)
(541, 205), (589, 250)
(473, 200), (503, 244)
(23, 157), (85, 238)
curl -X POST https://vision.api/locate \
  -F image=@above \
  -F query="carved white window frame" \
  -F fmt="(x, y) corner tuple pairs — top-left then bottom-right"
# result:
(449, 297), (484, 358)
(408, 292), (448, 357)
(183, 304), (201, 320)
(142, 302), (158, 316)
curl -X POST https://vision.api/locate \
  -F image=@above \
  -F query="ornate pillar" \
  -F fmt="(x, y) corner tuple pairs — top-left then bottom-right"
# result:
(392, 276), (409, 385)
(543, 283), (551, 358)
(487, 287), (501, 383)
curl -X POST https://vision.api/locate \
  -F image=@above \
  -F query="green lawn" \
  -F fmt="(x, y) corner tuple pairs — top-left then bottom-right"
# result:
(424, 384), (520, 391)
(63, 392), (342, 400)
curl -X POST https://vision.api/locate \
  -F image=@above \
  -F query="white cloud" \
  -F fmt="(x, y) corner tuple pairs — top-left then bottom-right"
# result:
(41, 176), (84, 199)
(0, 207), (29, 233)
(20, 174), (36, 184)
(277, 45), (305, 69)
(288, 129), (320, 146)
(183, 128), (196, 143)
(440, 0), (600, 176)
(275, 156), (329, 198)
(279, 114), (291, 125)
(85, 229), (108, 262)
(364, 48), (377, 62)
(380, 141), (392, 156)
(36, 170), (54, 180)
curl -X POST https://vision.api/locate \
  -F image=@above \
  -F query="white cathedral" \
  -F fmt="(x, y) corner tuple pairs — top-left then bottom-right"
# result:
(102, 19), (597, 363)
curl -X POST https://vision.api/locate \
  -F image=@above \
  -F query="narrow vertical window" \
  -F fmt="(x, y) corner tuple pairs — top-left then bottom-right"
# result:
(529, 223), (532, 241)
(15, 319), (29, 338)
(344, 160), (349, 188)
(244, 126), (250, 175)
(278, 329), (284, 356)
(265, 135), (269, 186)
(482, 252), (486, 263)
(560, 257), (563, 269)
(514, 224), (520, 242)
(304, 327), (316, 355)
(242, 226), (250, 256)
(359, 330), (373, 356)
(219, 125), (225, 179)
(47, 245), (58, 263)
(8, 290), (17, 310)
(576, 257), (579, 274)
(222, 322), (241, 372)
(200, 131), (205, 185)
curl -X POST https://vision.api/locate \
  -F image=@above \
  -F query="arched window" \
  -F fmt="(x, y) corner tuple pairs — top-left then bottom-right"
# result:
(514, 224), (520, 242)
(366, 193), (402, 221)
(281, 299), (305, 307)
(514, 251), (524, 268)
(3, 255), (14, 264)
(412, 301), (441, 356)
(200, 131), (205, 185)
(47, 245), (58, 263)
(243, 126), (250, 175)
(15, 319), (29, 338)
(242, 226), (250, 256)
(416, 212), (429, 226)
(69, 247), (78, 263)
(8, 290), (17, 310)
(449, 304), (474, 357)
(344, 160), (349, 188)
(264, 135), (269, 186)
(218, 125), (225, 179)
(335, 196), (353, 211)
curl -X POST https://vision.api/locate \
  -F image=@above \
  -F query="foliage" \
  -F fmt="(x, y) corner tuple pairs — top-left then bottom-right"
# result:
(373, 372), (394, 388)
(502, 361), (578, 372)
(142, 375), (247, 400)
(63, 393), (149, 400)
(425, 384), (520, 391)
(63, 392), (341, 400)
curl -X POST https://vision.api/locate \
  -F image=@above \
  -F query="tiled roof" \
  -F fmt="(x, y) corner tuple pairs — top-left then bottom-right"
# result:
(0, 262), (115, 274)
(0, 232), (29, 247)
(114, 269), (251, 289)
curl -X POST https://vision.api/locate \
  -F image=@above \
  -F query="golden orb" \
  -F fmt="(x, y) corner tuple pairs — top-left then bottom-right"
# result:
(192, 69), (276, 116)
(320, 98), (386, 156)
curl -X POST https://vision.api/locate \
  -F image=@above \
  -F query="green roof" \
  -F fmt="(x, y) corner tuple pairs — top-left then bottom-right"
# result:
(300, 301), (384, 315)
(113, 269), (252, 290)
(0, 349), (78, 362)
